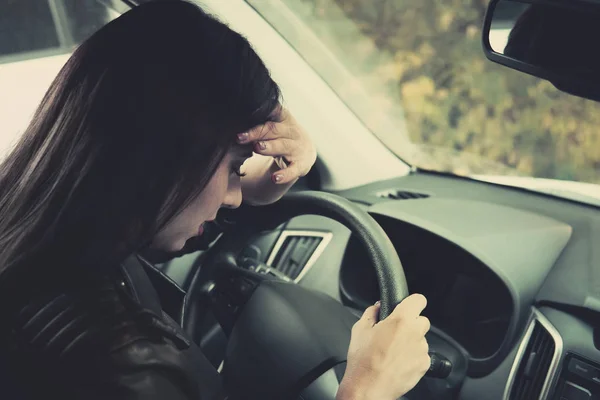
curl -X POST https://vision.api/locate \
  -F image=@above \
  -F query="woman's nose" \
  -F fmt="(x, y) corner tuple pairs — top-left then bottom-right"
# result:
(222, 186), (243, 209)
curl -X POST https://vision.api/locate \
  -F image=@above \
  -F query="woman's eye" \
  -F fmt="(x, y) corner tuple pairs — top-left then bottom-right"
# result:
(233, 165), (246, 177)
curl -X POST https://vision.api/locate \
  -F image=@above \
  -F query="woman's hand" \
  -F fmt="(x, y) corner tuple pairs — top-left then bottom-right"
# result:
(336, 294), (431, 400)
(238, 107), (317, 205)
(238, 106), (316, 184)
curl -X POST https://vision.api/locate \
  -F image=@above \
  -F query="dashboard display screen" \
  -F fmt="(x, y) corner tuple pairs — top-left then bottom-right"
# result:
(340, 217), (513, 359)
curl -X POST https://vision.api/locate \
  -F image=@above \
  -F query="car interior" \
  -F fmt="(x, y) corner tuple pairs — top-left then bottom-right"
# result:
(3, 0), (600, 399)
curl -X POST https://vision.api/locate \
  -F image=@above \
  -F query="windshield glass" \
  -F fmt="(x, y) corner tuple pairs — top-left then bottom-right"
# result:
(247, 0), (600, 202)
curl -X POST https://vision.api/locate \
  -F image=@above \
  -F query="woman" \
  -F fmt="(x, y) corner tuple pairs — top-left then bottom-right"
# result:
(0, 1), (431, 399)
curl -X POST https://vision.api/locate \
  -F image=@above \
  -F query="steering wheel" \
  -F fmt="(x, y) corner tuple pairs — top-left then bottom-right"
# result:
(183, 191), (409, 399)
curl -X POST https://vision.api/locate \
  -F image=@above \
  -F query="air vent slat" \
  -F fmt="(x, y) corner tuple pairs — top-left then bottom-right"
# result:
(509, 319), (557, 400)
(281, 237), (299, 276)
(532, 338), (554, 397)
(375, 189), (429, 200)
(272, 237), (296, 274)
(294, 238), (321, 274)
(271, 235), (325, 280)
(515, 381), (529, 400)
(283, 237), (302, 276)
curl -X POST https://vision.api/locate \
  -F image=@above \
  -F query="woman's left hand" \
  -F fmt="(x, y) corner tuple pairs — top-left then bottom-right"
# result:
(237, 107), (317, 185)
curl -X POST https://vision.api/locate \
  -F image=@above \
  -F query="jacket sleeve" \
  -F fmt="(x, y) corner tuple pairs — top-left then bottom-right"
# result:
(8, 281), (225, 400)
(99, 367), (196, 400)
(85, 339), (209, 400)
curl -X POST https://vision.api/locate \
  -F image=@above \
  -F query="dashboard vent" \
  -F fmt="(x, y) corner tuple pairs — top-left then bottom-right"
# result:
(267, 231), (333, 282)
(376, 189), (429, 200)
(507, 314), (560, 400)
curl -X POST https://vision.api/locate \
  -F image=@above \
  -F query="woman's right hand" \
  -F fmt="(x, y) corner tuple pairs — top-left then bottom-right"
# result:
(336, 294), (431, 400)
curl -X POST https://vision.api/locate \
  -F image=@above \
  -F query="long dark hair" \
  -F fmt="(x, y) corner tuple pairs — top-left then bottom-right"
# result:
(0, 0), (280, 285)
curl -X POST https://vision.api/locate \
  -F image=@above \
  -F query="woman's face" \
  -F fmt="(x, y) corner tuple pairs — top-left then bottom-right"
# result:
(150, 145), (252, 252)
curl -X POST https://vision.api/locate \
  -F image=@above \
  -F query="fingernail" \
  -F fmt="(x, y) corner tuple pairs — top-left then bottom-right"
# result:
(375, 301), (381, 306)
(257, 141), (267, 150)
(237, 132), (248, 142)
(273, 174), (283, 183)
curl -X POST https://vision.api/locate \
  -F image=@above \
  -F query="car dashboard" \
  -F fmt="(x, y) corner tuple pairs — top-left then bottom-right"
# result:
(340, 210), (515, 362)
(161, 171), (600, 400)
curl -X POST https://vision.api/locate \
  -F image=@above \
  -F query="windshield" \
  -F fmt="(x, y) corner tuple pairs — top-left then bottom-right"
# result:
(247, 0), (600, 202)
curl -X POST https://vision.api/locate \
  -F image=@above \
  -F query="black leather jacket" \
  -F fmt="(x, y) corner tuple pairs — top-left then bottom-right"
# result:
(1, 255), (224, 400)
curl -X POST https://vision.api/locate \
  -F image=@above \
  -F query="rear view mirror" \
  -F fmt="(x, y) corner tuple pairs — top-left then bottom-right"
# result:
(483, 0), (600, 102)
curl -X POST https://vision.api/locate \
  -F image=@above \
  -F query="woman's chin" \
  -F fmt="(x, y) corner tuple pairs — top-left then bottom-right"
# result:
(172, 238), (189, 252)
(149, 238), (187, 253)
(149, 231), (200, 253)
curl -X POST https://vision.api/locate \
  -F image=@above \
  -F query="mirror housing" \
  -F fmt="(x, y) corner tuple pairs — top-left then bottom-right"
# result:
(483, 0), (600, 102)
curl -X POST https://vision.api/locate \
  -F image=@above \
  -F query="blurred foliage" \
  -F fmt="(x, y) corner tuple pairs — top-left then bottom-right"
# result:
(278, 0), (600, 183)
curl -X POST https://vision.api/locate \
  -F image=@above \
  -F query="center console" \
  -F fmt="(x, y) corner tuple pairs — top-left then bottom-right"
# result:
(554, 354), (600, 400)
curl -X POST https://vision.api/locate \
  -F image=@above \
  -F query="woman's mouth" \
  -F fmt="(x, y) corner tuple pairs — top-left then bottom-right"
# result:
(198, 217), (216, 236)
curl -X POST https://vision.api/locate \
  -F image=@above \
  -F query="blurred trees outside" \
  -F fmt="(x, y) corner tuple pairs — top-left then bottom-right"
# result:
(277, 0), (600, 183)
(4, 0), (600, 183)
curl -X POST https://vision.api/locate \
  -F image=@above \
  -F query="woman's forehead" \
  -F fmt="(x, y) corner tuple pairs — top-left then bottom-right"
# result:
(230, 143), (253, 158)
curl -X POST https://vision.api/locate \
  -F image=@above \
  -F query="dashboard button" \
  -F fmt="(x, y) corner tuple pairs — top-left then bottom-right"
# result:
(561, 381), (591, 400)
(568, 358), (599, 381)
